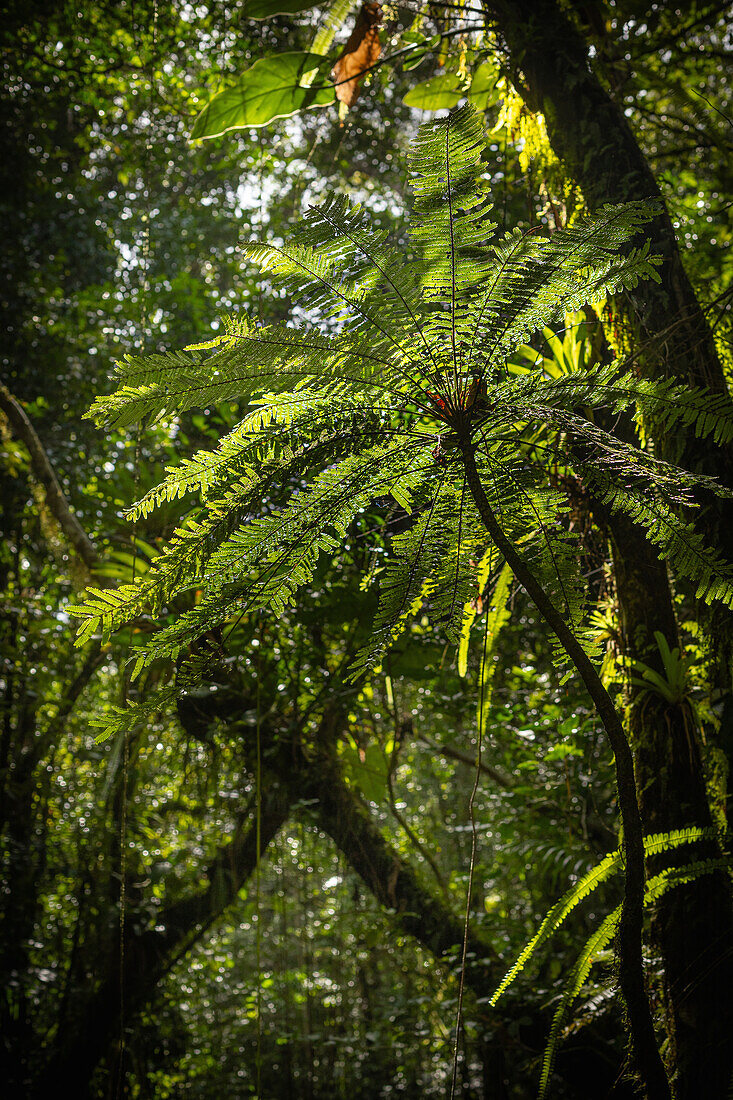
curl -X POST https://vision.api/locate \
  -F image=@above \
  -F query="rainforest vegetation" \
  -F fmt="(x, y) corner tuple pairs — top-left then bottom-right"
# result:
(1, 2), (732, 1097)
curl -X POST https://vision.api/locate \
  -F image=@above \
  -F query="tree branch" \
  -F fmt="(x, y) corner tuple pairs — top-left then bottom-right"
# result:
(0, 383), (98, 572)
(33, 779), (291, 1095)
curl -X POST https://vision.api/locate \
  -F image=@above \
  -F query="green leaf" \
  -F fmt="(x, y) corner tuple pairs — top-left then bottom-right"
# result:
(390, 482), (414, 514)
(458, 549), (501, 678)
(191, 53), (333, 138)
(467, 61), (499, 111)
(476, 562), (512, 720)
(457, 610), (472, 678)
(544, 743), (579, 762)
(403, 73), (465, 111)
(341, 735), (388, 804)
(400, 32), (441, 71)
(244, 0), (322, 17)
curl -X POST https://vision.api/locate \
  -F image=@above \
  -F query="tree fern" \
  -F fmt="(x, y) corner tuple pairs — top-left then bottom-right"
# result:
(70, 104), (733, 1096)
(73, 106), (733, 679)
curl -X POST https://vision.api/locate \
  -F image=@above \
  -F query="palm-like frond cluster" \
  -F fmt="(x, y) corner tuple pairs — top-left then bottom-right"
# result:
(70, 105), (733, 736)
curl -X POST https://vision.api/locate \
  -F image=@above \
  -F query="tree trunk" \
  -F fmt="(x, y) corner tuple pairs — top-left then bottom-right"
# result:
(484, 0), (728, 400)
(484, 0), (733, 671)
(482, 4), (733, 1093)
(609, 514), (733, 1099)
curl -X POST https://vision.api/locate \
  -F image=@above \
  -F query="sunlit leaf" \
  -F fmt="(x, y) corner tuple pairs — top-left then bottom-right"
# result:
(468, 60), (499, 111)
(191, 53), (333, 138)
(403, 72), (464, 111)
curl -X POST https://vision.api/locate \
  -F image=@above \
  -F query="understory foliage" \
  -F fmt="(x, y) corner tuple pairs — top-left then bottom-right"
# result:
(70, 104), (733, 742)
(490, 826), (728, 1097)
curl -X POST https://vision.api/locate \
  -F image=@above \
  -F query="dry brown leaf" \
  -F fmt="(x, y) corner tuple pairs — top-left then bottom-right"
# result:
(332, 2), (382, 108)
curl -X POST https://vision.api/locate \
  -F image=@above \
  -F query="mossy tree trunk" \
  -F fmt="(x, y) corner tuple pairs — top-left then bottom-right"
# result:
(482, 3), (733, 1093)
(609, 515), (733, 1098)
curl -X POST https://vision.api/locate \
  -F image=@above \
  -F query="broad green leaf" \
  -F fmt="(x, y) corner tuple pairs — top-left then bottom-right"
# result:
(467, 61), (499, 111)
(340, 735), (388, 804)
(244, 0), (322, 17)
(458, 550), (506, 677)
(402, 49), (428, 72)
(191, 53), (333, 138)
(403, 72), (464, 111)
(400, 31), (441, 71)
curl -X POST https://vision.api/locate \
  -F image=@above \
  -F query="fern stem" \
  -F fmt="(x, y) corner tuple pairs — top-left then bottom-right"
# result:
(459, 437), (672, 1100)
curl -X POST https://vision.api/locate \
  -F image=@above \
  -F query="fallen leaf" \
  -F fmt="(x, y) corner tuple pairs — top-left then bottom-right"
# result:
(332, 2), (382, 108)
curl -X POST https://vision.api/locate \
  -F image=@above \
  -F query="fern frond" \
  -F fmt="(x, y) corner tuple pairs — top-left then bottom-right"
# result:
(642, 826), (717, 856)
(503, 363), (733, 448)
(537, 906), (621, 1099)
(78, 102), (733, 721)
(534, 838), (730, 1097)
(469, 205), (661, 379)
(127, 390), (401, 520)
(88, 323), (409, 429)
(88, 683), (179, 743)
(350, 471), (487, 677)
(489, 824), (717, 1010)
(489, 849), (621, 1007)
(592, 476), (733, 607)
(645, 857), (730, 905)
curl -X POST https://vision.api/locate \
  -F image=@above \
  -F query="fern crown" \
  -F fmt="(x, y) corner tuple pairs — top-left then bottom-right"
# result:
(69, 105), (733, 732)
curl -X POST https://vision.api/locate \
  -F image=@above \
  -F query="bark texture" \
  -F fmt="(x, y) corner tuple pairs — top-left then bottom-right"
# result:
(610, 515), (733, 1099)
(481, 4), (733, 1094)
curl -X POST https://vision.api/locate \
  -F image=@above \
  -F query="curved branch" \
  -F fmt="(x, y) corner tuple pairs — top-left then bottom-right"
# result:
(32, 779), (291, 1095)
(0, 383), (98, 571)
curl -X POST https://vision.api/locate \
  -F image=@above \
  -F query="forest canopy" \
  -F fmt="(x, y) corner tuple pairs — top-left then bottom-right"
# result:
(1, 2), (732, 1098)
